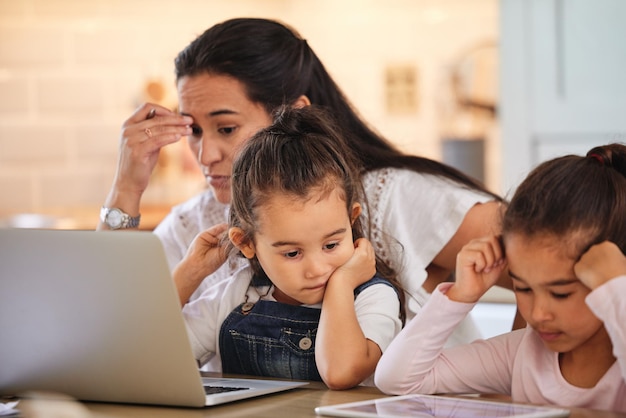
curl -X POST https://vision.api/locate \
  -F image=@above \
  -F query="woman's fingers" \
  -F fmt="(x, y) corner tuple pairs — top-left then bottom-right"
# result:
(113, 105), (192, 195)
(123, 103), (192, 146)
(134, 118), (192, 146)
(126, 103), (171, 124)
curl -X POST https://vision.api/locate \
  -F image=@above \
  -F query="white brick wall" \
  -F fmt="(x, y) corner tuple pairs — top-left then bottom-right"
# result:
(0, 0), (498, 224)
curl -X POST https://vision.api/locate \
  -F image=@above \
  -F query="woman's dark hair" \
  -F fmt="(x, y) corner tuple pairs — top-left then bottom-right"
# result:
(502, 143), (626, 256)
(229, 105), (405, 323)
(175, 17), (500, 200)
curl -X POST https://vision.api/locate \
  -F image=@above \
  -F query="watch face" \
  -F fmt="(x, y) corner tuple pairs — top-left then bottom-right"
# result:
(106, 209), (123, 228)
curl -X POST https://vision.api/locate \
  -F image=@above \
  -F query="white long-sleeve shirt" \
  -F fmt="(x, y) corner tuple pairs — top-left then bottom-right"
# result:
(375, 277), (626, 411)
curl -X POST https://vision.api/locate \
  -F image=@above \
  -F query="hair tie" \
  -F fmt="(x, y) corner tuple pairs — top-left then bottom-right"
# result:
(588, 153), (605, 165)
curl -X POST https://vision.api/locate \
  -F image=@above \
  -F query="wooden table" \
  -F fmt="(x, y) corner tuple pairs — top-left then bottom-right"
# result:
(13, 378), (626, 418)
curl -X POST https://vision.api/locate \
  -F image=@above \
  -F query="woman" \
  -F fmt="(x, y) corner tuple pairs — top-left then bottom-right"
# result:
(98, 18), (509, 344)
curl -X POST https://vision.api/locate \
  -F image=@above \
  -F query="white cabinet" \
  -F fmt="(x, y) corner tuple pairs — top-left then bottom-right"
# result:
(500, 0), (626, 193)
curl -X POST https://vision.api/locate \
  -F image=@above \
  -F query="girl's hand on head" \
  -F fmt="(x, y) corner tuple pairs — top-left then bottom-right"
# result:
(575, 241), (626, 290)
(447, 235), (507, 303)
(114, 103), (193, 197)
(331, 238), (377, 290)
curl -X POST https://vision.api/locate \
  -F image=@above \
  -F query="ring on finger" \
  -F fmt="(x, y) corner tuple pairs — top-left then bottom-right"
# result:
(144, 128), (153, 138)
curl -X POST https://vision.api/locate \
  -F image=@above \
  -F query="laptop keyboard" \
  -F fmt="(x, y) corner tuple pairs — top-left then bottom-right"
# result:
(204, 385), (250, 395)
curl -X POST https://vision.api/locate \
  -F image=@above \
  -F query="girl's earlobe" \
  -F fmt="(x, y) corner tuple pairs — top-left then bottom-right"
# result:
(228, 227), (256, 259)
(350, 203), (362, 225)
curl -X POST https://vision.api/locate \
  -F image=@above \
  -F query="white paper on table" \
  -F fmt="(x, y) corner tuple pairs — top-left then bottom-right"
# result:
(0, 400), (19, 416)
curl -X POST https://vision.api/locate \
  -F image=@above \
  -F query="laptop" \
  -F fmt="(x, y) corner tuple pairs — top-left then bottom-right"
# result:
(315, 394), (570, 418)
(0, 228), (307, 407)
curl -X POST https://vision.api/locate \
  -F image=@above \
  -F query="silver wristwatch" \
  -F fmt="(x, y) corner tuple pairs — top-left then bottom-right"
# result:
(100, 207), (141, 230)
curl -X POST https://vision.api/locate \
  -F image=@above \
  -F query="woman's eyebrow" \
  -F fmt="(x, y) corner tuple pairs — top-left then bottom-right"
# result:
(208, 109), (238, 117)
(179, 109), (238, 118)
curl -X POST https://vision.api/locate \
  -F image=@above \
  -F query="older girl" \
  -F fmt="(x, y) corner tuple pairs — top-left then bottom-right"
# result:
(375, 144), (626, 411)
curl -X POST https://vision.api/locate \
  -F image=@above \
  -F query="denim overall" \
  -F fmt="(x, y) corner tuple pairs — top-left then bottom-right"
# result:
(218, 274), (393, 381)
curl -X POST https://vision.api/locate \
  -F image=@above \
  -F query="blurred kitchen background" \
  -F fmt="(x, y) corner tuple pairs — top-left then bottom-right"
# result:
(1, 0), (624, 339)
(0, 0), (498, 229)
(0, 0), (624, 231)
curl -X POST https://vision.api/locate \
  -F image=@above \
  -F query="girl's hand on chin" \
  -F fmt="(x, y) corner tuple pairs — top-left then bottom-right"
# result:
(331, 238), (376, 290)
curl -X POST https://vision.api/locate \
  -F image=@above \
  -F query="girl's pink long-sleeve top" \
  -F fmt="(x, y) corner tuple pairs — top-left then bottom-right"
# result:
(374, 277), (626, 412)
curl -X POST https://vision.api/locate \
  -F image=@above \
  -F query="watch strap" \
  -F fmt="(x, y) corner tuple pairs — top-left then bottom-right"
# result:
(100, 207), (141, 229)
